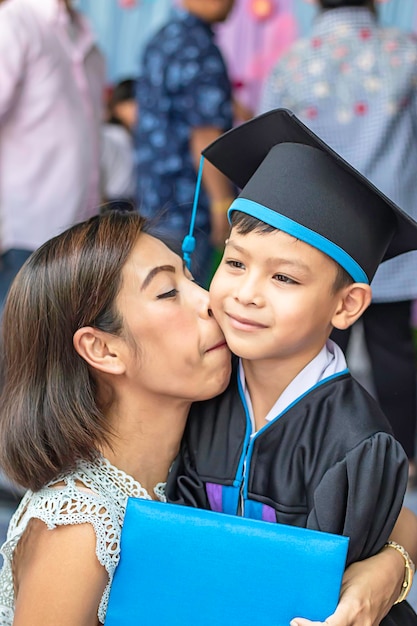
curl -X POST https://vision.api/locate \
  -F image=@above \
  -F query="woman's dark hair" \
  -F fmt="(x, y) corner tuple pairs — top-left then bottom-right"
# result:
(0, 211), (147, 491)
(230, 210), (353, 292)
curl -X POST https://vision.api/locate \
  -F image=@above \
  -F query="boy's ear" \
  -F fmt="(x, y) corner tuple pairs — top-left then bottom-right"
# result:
(73, 327), (126, 375)
(331, 283), (372, 331)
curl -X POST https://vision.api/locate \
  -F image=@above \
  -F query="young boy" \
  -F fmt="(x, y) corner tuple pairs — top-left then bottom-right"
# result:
(167, 110), (417, 592)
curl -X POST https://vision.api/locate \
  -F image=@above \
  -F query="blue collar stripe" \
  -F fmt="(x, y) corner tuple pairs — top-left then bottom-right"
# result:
(228, 197), (369, 284)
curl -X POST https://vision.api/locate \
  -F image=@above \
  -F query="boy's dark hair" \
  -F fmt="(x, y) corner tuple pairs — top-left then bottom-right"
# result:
(108, 78), (136, 126)
(110, 79), (136, 108)
(230, 210), (353, 293)
(0, 211), (147, 491)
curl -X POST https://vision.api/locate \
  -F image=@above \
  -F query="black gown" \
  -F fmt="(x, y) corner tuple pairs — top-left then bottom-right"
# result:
(167, 357), (417, 624)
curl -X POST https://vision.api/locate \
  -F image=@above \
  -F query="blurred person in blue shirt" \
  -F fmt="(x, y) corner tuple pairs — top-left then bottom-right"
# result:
(136, 0), (235, 287)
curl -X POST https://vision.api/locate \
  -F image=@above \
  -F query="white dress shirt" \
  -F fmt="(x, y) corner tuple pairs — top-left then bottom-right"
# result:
(0, 0), (105, 252)
(240, 339), (348, 431)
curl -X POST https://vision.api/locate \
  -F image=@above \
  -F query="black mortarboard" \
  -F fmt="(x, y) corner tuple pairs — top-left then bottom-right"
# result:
(202, 108), (417, 283)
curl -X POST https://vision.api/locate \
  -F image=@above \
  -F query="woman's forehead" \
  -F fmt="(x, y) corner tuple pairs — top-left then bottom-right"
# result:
(119, 234), (182, 292)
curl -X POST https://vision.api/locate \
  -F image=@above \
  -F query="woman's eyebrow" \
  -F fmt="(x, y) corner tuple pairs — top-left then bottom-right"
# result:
(141, 265), (175, 290)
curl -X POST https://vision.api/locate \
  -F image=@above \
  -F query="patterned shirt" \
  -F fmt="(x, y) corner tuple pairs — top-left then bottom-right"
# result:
(136, 8), (233, 236)
(260, 7), (417, 302)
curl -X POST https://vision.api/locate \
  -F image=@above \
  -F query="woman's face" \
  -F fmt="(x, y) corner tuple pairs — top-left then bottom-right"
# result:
(116, 233), (231, 403)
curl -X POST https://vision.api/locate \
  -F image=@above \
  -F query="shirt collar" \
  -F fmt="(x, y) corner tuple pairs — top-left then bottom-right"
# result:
(313, 7), (377, 37)
(21, 0), (63, 22)
(240, 339), (348, 430)
(19, 0), (96, 57)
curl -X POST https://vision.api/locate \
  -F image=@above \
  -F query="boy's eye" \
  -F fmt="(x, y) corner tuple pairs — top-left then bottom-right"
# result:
(274, 274), (297, 284)
(157, 288), (178, 299)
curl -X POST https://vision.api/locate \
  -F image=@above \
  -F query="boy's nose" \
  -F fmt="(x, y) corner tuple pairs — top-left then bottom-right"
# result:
(234, 276), (263, 306)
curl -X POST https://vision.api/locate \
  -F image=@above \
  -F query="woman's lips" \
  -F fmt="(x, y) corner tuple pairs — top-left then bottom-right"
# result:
(206, 340), (228, 353)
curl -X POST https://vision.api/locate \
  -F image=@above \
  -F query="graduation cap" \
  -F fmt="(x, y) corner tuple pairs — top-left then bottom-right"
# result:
(200, 108), (417, 283)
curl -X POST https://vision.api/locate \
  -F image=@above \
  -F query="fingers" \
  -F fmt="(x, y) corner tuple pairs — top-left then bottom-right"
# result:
(290, 616), (337, 626)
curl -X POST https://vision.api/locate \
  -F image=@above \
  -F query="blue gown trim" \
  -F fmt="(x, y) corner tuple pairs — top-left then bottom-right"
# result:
(242, 369), (350, 501)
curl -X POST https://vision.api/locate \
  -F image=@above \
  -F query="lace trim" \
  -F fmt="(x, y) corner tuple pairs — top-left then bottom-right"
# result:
(0, 456), (166, 625)
(75, 456), (167, 503)
(0, 607), (13, 625)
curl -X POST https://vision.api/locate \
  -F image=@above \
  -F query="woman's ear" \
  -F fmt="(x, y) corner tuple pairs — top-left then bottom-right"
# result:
(73, 327), (126, 375)
(332, 283), (372, 331)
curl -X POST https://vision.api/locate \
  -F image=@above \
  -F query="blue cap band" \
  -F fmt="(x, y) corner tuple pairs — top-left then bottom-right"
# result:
(228, 197), (369, 284)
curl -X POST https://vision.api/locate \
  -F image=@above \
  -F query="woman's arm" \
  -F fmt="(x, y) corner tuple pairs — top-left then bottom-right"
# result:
(290, 506), (417, 626)
(13, 518), (109, 626)
(389, 506), (417, 563)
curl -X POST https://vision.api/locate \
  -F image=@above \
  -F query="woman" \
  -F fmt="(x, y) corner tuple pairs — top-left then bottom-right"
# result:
(0, 211), (230, 625)
(0, 211), (414, 625)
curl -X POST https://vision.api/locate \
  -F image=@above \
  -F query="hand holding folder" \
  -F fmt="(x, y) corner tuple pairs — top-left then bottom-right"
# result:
(105, 498), (349, 626)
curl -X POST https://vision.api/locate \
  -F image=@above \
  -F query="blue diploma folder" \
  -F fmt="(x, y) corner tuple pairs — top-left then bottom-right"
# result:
(105, 498), (349, 625)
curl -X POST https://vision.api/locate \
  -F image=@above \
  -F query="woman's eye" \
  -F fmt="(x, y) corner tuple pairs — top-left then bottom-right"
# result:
(157, 289), (178, 300)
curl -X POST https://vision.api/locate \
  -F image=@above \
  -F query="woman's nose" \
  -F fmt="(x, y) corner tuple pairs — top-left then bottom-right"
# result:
(193, 282), (212, 319)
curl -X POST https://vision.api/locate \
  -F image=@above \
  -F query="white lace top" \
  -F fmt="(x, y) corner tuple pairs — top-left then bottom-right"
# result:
(0, 456), (166, 625)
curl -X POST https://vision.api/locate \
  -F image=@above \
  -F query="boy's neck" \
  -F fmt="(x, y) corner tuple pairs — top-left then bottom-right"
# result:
(242, 348), (323, 431)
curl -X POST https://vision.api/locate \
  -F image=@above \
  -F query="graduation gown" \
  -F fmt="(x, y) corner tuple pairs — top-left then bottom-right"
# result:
(167, 357), (416, 624)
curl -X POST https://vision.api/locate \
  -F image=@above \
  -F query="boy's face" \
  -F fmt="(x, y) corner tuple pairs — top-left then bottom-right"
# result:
(210, 227), (345, 366)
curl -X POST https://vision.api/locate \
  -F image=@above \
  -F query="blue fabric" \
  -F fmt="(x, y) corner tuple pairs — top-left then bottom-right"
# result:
(135, 8), (232, 284)
(105, 498), (349, 625)
(0, 249), (32, 314)
(260, 7), (417, 301)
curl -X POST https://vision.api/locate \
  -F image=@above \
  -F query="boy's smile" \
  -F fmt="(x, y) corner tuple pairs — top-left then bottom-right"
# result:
(226, 311), (268, 332)
(210, 227), (345, 370)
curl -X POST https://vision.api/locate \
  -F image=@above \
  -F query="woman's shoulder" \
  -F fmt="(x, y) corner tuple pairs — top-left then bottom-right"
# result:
(0, 457), (133, 624)
(5, 457), (130, 565)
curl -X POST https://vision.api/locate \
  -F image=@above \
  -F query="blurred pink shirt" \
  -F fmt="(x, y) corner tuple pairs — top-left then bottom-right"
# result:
(0, 0), (105, 252)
